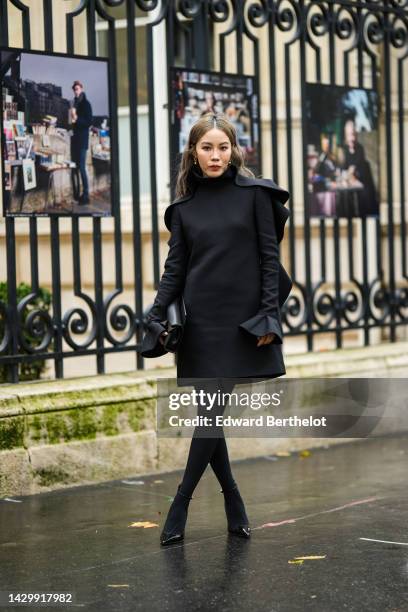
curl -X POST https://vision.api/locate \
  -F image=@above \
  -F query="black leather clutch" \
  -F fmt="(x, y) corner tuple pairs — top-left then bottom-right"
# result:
(163, 295), (187, 353)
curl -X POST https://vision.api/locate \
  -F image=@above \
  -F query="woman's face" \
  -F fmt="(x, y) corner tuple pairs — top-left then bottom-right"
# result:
(194, 128), (232, 177)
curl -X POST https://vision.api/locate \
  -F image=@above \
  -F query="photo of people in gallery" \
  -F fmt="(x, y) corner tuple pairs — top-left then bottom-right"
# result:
(306, 84), (379, 218)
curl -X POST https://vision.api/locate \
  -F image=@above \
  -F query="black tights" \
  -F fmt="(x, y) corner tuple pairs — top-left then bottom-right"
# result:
(179, 378), (237, 497)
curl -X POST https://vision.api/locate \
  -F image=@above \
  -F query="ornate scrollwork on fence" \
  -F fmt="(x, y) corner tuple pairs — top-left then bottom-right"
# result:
(62, 296), (98, 350)
(208, 0), (232, 23)
(281, 282), (307, 332)
(104, 291), (136, 345)
(17, 294), (54, 353)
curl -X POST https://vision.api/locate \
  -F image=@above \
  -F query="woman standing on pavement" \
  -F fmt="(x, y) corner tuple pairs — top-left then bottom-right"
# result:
(138, 112), (292, 546)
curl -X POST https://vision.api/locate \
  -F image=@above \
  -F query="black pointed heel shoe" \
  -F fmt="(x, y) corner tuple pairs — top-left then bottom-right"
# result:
(160, 484), (193, 547)
(220, 484), (251, 539)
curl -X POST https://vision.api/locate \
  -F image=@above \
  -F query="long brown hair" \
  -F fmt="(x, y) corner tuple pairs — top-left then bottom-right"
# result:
(174, 112), (255, 200)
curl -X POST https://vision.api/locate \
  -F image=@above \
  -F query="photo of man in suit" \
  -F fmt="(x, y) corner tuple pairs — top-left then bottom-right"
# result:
(70, 80), (93, 205)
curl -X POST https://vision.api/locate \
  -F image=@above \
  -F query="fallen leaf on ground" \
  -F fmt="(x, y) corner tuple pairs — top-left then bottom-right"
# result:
(288, 554), (326, 564)
(122, 480), (145, 485)
(128, 521), (158, 528)
(294, 555), (326, 560)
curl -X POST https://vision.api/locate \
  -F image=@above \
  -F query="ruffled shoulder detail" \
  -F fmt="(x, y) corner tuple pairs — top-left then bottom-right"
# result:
(234, 174), (290, 245)
(164, 195), (192, 232)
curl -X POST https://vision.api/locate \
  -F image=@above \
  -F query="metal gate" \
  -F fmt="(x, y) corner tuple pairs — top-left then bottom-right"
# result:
(0, 0), (407, 383)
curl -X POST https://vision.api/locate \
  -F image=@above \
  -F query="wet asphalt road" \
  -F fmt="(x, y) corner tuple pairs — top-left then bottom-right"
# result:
(0, 433), (407, 612)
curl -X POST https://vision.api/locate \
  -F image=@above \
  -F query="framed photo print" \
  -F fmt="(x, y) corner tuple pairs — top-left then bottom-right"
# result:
(1, 45), (113, 217)
(169, 66), (261, 199)
(305, 83), (379, 218)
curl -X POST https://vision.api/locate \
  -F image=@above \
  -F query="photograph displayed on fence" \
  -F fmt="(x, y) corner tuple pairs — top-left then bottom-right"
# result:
(169, 67), (261, 180)
(305, 83), (379, 218)
(1, 46), (112, 217)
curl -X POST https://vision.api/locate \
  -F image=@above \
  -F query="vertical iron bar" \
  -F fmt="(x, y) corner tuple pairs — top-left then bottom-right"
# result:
(328, 2), (343, 349)
(5, 224), (18, 383)
(1, 0), (18, 382)
(397, 56), (407, 282)
(193, 2), (209, 70)
(43, 0), (64, 377)
(269, 3), (296, 285)
(86, 0), (105, 373)
(357, 8), (370, 345)
(316, 24), (325, 287)
(29, 217), (39, 293)
(236, 1), (243, 75)
(299, 0), (313, 350)
(66, 7), (84, 365)
(146, 22), (160, 293)
(102, 7), (123, 291)
(0, 0), (8, 45)
(371, 36), (382, 284)
(249, 24), (262, 179)
(127, 0), (144, 369)
(219, 14), (225, 73)
(383, 4), (396, 341)
(166, 5), (175, 201)
(43, 0), (53, 51)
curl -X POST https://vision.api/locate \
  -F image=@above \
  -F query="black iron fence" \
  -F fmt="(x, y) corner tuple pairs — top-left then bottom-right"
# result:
(0, 0), (407, 383)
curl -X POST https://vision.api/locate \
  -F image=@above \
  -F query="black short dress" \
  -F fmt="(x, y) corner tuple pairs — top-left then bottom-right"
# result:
(138, 163), (292, 387)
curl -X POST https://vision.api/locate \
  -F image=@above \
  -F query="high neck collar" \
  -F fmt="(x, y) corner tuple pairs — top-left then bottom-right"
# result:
(190, 163), (237, 186)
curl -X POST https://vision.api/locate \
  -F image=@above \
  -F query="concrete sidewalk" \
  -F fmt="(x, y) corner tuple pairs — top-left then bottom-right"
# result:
(0, 432), (407, 611)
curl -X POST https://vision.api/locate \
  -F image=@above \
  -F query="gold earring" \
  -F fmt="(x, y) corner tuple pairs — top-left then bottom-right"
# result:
(228, 160), (231, 165)
(193, 157), (197, 165)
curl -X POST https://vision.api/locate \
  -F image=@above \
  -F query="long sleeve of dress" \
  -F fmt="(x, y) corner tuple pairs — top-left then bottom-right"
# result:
(238, 186), (283, 344)
(139, 204), (188, 357)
